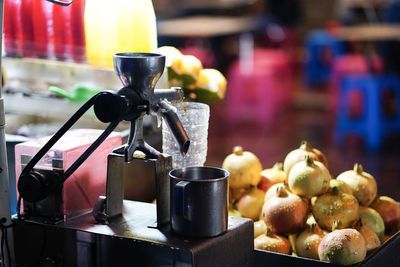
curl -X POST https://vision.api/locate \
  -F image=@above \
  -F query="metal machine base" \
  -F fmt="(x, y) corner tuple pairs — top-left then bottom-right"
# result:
(94, 148), (172, 227)
(14, 201), (254, 267)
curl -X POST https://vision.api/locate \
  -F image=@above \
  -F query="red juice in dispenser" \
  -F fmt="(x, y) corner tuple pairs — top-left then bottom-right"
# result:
(52, 0), (86, 62)
(4, 0), (20, 56)
(32, 0), (53, 58)
(53, 2), (68, 60)
(67, 0), (86, 62)
(17, 0), (35, 57)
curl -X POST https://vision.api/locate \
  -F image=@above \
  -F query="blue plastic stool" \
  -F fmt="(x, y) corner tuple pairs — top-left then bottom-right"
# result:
(335, 75), (400, 151)
(384, 1), (400, 23)
(305, 30), (344, 87)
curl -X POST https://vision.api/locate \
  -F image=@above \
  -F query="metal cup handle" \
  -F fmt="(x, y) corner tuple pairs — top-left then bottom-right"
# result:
(174, 181), (190, 220)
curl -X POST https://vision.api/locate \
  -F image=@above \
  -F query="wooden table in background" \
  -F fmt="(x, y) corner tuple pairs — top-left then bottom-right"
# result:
(157, 16), (259, 37)
(335, 24), (400, 41)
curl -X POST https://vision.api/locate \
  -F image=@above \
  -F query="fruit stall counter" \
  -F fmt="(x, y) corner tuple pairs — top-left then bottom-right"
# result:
(13, 200), (254, 267)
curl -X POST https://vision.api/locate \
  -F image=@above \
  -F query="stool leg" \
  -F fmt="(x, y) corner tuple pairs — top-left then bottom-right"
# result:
(226, 67), (245, 128)
(380, 76), (400, 132)
(365, 81), (381, 151)
(259, 75), (274, 125)
(396, 90), (400, 127)
(395, 80), (400, 128)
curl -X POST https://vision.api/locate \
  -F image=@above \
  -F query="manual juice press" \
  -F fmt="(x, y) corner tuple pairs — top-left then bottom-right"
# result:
(14, 53), (253, 267)
(17, 53), (187, 226)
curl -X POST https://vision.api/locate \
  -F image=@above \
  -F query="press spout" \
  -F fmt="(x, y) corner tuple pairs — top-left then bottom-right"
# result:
(158, 100), (190, 155)
(153, 87), (184, 103)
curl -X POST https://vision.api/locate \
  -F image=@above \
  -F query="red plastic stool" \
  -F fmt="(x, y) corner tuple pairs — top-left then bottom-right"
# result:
(226, 49), (293, 126)
(252, 49), (293, 107)
(180, 46), (216, 68)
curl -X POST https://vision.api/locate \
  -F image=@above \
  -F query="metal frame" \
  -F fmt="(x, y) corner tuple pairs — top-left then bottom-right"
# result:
(0, 0), (15, 265)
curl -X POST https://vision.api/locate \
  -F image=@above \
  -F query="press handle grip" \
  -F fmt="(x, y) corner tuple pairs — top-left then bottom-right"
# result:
(175, 181), (190, 220)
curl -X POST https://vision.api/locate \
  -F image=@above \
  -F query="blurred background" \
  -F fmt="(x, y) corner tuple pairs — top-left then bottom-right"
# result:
(2, 0), (400, 200)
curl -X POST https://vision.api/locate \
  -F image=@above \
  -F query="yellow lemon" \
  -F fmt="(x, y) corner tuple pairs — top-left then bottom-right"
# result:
(191, 68), (227, 102)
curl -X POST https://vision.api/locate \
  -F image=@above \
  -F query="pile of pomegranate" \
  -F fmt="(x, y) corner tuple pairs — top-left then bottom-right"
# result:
(222, 141), (400, 265)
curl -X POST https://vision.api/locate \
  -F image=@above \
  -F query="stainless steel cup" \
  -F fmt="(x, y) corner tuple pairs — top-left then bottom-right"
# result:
(170, 166), (229, 237)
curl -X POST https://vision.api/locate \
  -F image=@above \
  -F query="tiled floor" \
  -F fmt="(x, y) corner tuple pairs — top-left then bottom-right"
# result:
(206, 90), (400, 200)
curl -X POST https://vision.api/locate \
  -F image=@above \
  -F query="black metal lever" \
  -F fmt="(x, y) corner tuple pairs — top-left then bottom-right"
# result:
(18, 93), (119, 203)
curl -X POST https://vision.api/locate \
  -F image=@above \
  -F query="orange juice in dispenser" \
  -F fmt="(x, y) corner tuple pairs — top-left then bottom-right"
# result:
(84, 0), (158, 68)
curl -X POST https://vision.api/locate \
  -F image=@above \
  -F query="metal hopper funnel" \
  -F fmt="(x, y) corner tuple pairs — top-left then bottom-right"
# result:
(114, 52), (165, 101)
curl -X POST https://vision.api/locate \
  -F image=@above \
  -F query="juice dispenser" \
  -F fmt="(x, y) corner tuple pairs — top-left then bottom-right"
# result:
(85, 0), (158, 67)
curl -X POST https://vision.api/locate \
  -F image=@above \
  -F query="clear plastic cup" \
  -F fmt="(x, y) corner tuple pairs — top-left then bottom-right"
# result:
(162, 102), (210, 168)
